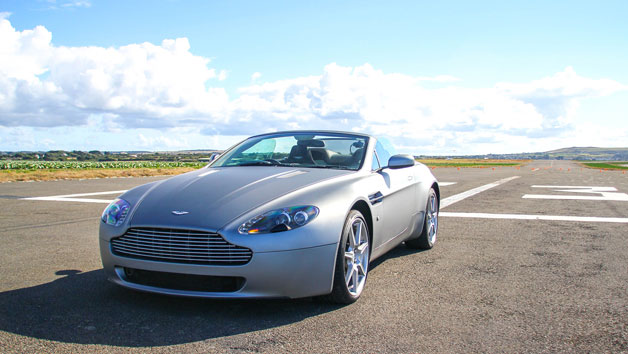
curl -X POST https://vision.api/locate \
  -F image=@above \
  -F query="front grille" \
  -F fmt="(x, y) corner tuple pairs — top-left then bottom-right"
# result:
(111, 227), (252, 265)
(123, 267), (245, 292)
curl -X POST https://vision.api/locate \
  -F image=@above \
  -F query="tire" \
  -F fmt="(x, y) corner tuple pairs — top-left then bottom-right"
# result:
(328, 210), (370, 304)
(406, 188), (439, 250)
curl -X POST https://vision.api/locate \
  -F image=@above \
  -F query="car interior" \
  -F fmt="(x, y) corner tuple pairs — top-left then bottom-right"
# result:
(285, 139), (365, 169)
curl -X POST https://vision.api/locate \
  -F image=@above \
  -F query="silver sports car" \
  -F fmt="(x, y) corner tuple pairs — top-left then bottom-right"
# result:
(100, 131), (439, 303)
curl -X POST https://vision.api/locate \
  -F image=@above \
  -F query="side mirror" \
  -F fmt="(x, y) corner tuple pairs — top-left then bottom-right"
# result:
(387, 154), (415, 169)
(209, 152), (221, 162)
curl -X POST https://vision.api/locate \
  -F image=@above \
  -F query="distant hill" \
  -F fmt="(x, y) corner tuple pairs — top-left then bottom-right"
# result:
(543, 147), (628, 160)
(418, 147), (628, 161)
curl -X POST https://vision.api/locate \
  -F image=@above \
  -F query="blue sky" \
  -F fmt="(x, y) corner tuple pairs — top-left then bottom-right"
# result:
(1, 0), (627, 154)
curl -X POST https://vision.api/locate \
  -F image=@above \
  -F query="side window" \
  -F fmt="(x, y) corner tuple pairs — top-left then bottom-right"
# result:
(375, 140), (395, 167)
(371, 151), (380, 171)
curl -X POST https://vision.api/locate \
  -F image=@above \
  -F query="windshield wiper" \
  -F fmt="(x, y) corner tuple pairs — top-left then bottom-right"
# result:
(306, 165), (355, 170)
(235, 160), (290, 167)
(236, 160), (274, 166)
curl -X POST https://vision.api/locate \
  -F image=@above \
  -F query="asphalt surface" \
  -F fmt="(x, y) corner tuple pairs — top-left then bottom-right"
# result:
(1, 160), (627, 353)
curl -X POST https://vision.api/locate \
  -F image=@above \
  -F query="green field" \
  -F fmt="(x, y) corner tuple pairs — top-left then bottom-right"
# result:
(579, 161), (628, 170)
(0, 160), (206, 170)
(417, 158), (526, 168)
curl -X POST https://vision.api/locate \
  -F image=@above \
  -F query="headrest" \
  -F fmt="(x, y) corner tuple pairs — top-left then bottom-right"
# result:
(297, 139), (325, 147)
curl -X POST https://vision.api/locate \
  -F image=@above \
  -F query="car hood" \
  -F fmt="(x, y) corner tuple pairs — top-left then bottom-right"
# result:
(128, 166), (352, 230)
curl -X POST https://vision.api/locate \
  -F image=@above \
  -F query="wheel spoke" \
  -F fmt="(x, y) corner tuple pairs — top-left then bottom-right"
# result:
(355, 246), (365, 257)
(345, 250), (354, 261)
(345, 263), (354, 286)
(354, 220), (362, 245)
(357, 260), (367, 277)
(348, 227), (356, 249)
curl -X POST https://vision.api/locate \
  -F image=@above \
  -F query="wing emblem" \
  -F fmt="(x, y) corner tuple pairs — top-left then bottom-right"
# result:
(171, 210), (190, 215)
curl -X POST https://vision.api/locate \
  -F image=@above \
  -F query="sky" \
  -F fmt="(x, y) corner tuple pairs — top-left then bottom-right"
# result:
(1, 0), (627, 155)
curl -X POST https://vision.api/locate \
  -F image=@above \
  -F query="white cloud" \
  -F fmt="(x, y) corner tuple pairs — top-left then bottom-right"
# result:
(0, 17), (229, 128)
(61, 1), (91, 8)
(416, 74), (460, 82)
(0, 17), (626, 154)
(42, 0), (92, 10)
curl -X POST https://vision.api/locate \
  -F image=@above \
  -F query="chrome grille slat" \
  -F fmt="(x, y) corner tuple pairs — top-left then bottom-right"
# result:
(112, 245), (251, 259)
(126, 231), (224, 239)
(125, 229), (213, 236)
(120, 234), (226, 243)
(124, 234), (224, 241)
(112, 248), (250, 262)
(113, 238), (237, 248)
(112, 242), (251, 256)
(111, 227), (252, 265)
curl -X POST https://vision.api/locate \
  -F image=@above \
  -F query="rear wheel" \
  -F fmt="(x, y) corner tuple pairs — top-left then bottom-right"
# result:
(328, 210), (370, 304)
(406, 188), (438, 250)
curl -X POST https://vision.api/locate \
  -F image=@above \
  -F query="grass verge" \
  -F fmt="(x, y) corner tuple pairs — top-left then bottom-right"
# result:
(0, 167), (199, 183)
(417, 159), (528, 168)
(579, 161), (628, 170)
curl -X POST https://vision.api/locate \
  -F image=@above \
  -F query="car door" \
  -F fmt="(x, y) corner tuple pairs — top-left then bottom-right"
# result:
(370, 140), (417, 250)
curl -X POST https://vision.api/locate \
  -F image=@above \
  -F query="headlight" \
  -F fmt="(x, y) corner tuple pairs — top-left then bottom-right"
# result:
(238, 205), (319, 234)
(101, 198), (131, 226)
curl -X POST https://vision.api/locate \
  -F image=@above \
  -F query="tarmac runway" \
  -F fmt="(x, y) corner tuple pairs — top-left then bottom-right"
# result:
(1, 160), (627, 353)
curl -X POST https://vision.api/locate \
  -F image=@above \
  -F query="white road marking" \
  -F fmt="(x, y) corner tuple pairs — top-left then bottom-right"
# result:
(21, 190), (127, 204)
(440, 212), (628, 223)
(531, 185), (615, 189)
(440, 176), (520, 209)
(523, 186), (628, 201)
(439, 182), (456, 186)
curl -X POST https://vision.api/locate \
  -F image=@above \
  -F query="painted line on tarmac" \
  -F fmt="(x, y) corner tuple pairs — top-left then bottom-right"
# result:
(439, 182), (456, 186)
(522, 185), (628, 201)
(440, 176), (520, 209)
(440, 212), (628, 223)
(21, 190), (127, 204)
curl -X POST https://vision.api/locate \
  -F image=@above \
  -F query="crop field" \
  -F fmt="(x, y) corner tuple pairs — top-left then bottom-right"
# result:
(0, 161), (206, 170)
(417, 158), (527, 168)
(0, 161), (206, 183)
(579, 161), (628, 170)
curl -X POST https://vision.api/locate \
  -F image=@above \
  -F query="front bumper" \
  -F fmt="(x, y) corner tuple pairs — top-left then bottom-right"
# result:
(100, 238), (338, 299)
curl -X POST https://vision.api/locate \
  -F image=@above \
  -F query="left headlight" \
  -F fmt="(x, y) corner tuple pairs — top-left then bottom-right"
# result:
(238, 205), (319, 234)
(101, 198), (131, 226)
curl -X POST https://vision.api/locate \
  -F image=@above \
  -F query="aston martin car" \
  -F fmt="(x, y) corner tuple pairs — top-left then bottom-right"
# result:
(99, 131), (439, 303)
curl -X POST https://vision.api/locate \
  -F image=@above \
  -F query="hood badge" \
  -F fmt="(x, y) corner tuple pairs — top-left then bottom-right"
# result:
(171, 210), (190, 215)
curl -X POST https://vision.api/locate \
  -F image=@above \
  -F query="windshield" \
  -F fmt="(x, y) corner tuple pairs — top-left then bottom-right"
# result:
(212, 133), (369, 171)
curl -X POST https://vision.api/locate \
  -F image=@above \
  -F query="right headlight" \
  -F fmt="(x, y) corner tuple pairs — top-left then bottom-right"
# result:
(238, 205), (319, 234)
(101, 198), (130, 226)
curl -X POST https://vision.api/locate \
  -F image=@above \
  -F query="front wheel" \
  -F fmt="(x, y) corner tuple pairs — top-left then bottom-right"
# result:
(406, 188), (439, 250)
(328, 210), (370, 304)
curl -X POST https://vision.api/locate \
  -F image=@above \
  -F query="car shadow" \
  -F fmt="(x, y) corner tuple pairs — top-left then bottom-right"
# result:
(0, 245), (425, 347)
(370, 243), (428, 270)
(0, 269), (343, 347)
